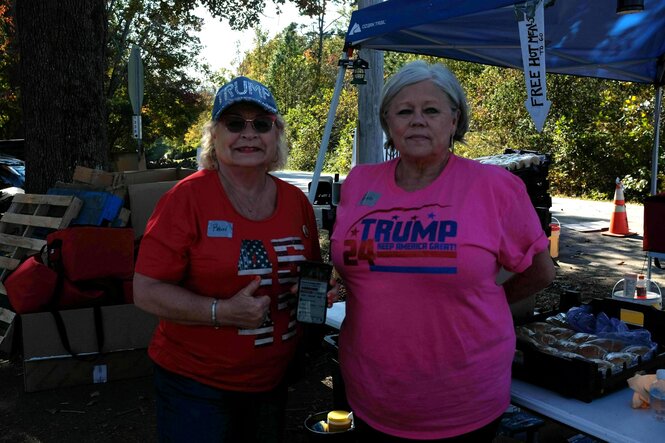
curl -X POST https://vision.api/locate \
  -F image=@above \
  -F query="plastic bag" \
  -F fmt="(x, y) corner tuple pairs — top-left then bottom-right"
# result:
(565, 305), (656, 349)
(566, 305), (596, 333)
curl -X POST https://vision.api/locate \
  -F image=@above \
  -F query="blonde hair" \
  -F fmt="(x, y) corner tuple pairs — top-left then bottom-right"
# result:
(198, 115), (288, 171)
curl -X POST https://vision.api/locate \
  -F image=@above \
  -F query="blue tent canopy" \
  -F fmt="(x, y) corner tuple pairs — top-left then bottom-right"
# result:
(345, 0), (665, 85)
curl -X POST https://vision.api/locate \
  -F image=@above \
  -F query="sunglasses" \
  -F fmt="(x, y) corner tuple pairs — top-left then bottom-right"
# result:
(220, 114), (276, 134)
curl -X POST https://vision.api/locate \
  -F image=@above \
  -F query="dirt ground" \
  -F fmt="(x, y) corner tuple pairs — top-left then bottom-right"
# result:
(1, 211), (662, 443)
(0, 330), (337, 443)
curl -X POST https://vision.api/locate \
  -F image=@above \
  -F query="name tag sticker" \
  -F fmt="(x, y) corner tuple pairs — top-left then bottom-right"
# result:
(208, 220), (233, 238)
(360, 191), (380, 206)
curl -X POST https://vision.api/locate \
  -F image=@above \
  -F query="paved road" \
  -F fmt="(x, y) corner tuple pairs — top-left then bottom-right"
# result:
(549, 196), (663, 290)
(551, 196), (644, 236)
(272, 170), (315, 194)
(273, 170), (645, 233)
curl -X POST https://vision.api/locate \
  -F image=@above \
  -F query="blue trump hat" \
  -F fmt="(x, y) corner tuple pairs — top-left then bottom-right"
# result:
(212, 76), (278, 120)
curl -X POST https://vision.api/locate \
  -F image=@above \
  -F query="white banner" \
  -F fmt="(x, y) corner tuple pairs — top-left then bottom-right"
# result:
(517, 1), (551, 132)
(132, 115), (142, 140)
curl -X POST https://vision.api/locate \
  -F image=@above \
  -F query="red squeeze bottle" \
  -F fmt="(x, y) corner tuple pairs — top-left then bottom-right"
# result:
(635, 274), (647, 298)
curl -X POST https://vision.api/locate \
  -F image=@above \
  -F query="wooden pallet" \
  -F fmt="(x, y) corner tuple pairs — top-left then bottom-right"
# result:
(0, 305), (16, 352)
(0, 193), (82, 294)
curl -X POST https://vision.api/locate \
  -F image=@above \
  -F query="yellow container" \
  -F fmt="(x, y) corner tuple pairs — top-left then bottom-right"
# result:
(549, 218), (561, 259)
(327, 410), (352, 432)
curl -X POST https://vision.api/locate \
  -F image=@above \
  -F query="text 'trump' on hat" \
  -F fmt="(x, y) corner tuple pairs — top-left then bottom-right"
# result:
(212, 76), (278, 120)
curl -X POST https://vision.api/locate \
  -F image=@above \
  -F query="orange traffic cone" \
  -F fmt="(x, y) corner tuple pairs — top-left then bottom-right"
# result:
(602, 178), (636, 237)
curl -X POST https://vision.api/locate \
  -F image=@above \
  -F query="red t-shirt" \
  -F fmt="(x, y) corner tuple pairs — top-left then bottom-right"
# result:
(136, 169), (321, 392)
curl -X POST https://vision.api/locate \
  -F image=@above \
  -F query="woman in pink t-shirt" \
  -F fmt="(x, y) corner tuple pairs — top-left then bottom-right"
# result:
(331, 61), (555, 441)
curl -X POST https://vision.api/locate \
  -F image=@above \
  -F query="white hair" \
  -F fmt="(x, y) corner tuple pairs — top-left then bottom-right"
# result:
(380, 60), (470, 147)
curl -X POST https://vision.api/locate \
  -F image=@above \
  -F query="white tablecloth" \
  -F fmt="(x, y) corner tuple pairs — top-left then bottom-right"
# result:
(511, 379), (662, 443)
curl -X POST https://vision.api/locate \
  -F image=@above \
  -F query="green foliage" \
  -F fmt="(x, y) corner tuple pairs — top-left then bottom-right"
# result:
(266, 24), (315, 111)
(106, 0), (210, 155)
(0, 0), (21, 139)
(532, 76), (655, 200)
(285, 86), (357, 173)
(103, 0), (335, 160)
(198, 0), (324, 30)
(449, 63), (659, 201)
(145, 136), (198, 169)
(158, 1), (344, 168)
(227, 20), (357, 174)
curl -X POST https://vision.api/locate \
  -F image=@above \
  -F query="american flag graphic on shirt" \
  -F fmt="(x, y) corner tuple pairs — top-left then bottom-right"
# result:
(237, 237), (307, 346)
(273, 236), (306, 286)
(237, 239), (273, 285)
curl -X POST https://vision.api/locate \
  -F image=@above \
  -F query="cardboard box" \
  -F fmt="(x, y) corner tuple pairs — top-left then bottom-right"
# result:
(128, 181), (179, 238)
(122, 168), (196, 186)
(73, 166), (122, 188)
(0, 306), (16, 355)
(123, 168), (197, 237)
(21, 304), (158, 392)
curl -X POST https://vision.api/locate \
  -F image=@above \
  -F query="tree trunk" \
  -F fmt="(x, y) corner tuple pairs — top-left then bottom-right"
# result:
(16, 0), (108, 193)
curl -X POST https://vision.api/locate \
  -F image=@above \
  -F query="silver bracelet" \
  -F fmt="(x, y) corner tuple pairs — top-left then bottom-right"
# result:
(211, 298), (220, 329)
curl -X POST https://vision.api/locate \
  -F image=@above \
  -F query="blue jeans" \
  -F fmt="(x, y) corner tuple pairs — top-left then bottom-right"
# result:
(153, 365), (288, 443)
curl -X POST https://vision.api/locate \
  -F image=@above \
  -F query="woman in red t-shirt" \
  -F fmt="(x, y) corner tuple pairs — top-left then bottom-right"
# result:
(134, 76), (328, 442)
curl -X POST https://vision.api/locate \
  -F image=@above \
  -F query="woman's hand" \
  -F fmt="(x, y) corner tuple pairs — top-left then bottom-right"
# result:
(289, 277), (340, 308)
(133, 273), (270, 329)
(326, 277), (340, 308)
(217, 277), (271, 329)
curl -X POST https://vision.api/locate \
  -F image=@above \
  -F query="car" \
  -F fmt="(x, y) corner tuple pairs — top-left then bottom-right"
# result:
(0, 153), (25, 189)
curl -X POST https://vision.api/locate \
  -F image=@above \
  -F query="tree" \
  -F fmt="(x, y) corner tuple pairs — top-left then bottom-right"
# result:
(458, 63), (657, 199)
(17, 0), (108, 193)
(0, 0), (21, 140)
(234, 22), (358, 173)
(106, 0), (208, 154)
(199, 0), (323, 30)
(14, 0), (323, 193)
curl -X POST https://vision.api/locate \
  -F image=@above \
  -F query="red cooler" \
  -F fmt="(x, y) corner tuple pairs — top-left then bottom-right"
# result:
(643, 193), (665, 252)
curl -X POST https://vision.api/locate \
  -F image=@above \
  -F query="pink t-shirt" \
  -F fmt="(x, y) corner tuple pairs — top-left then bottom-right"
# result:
(136, 169), (321, 392)
(330, 155), (548, 439)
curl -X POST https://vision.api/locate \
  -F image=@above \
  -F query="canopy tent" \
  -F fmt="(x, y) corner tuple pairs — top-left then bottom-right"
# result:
(308, 0), (664, 203)
(345, 0), (665, 85)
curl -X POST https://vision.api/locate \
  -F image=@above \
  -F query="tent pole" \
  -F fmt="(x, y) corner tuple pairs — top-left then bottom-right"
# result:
(308, 53), (348, 203)
(647, 85), (662, 279)
(650, 85), (663, 196)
